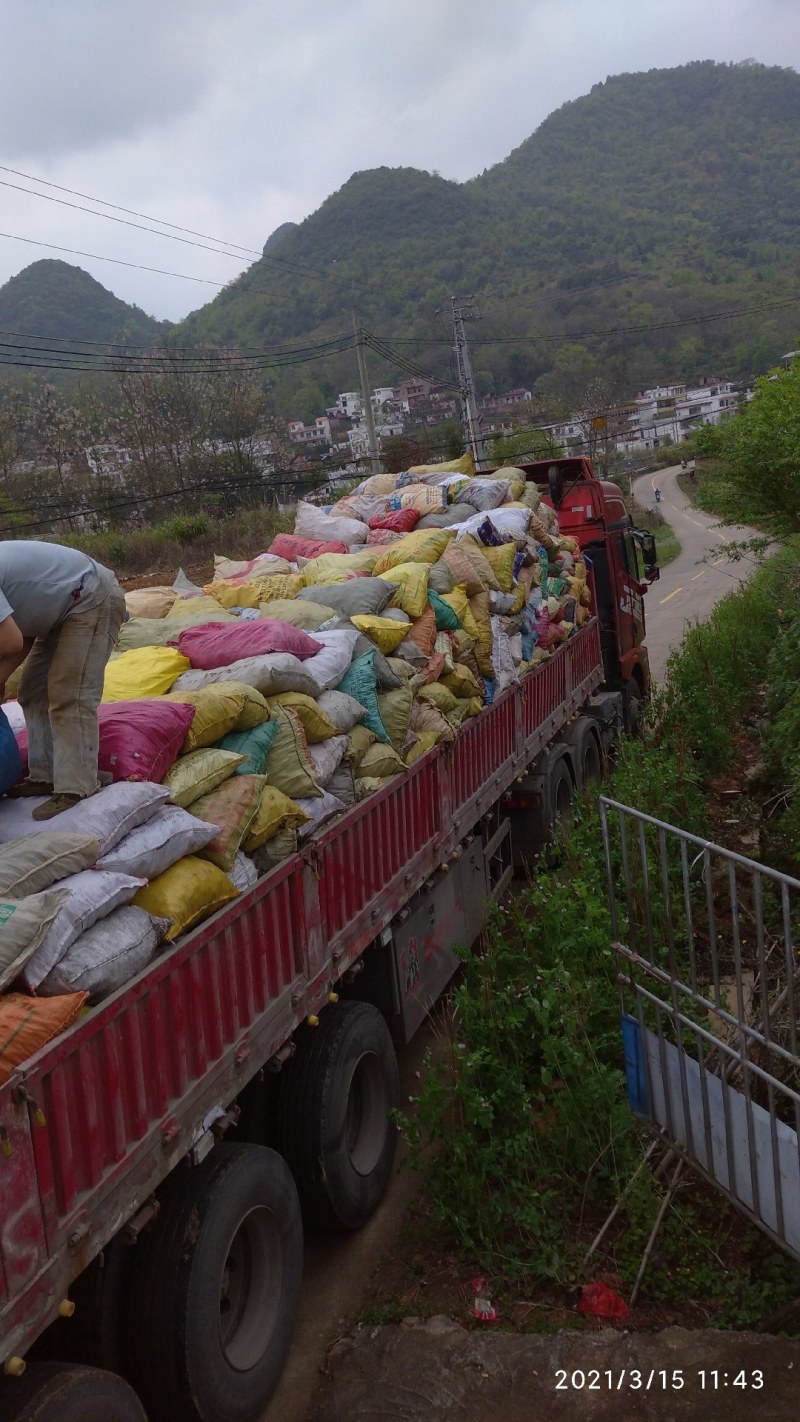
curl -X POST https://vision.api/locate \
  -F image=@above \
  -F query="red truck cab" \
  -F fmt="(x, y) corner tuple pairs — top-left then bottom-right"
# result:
(491, 456), (658, 723)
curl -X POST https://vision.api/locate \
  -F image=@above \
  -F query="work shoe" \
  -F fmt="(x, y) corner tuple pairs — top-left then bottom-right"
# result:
(7, 779), (55, 798)
(31, 793), (85, 821)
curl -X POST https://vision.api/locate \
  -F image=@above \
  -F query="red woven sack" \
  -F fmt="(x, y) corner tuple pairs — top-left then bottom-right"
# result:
(367, 508), (420, 533)
(15, 700), (196, 784)
(176, 620), (320, 670)
(268, 534), (348, 561)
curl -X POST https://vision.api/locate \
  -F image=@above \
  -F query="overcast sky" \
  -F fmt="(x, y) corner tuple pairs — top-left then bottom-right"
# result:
(1, 0), (798, 324)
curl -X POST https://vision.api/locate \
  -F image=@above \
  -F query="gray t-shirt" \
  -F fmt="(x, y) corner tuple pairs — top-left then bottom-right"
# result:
(0, 541), (110, 639)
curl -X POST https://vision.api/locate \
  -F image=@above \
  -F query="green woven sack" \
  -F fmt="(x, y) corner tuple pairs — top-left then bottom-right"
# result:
(336, 651), (389, 744)
(428, 589), (462, 631)
(217, 721), (279, 776)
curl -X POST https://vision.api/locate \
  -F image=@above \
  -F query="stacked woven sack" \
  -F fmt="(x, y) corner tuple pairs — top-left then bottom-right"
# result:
(0, 460), (591, 1077)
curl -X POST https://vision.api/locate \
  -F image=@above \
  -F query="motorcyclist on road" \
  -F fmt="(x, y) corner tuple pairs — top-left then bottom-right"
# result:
(655, 487), (662, 503)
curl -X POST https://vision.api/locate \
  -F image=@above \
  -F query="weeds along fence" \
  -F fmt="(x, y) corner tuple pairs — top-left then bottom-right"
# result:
(600, 796), (800, 1261)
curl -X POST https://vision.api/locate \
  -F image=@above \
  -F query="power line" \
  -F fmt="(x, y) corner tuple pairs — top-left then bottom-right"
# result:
(383, 293), (800, 347)
(0, 163), (264, 258)
(0, 176), (327, 281)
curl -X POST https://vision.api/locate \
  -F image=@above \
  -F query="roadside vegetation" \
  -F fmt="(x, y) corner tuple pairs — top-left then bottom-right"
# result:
(398, 374), (800, 1331)
(59, 506), (293, 584)
(397, 538), (800, 1332)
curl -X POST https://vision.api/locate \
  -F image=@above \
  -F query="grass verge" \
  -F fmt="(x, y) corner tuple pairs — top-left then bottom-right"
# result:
(58, 506), (294, 584)
(399, 540), (800, 1332)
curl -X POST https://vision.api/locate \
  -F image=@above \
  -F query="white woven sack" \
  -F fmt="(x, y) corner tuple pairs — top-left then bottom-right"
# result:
(22, 869), (147, 990)
(316, 690), (366, 733)
(0, 887), (69, 991)
(38, 906), (170, 1001)
(295, 791), (346, 840)
(490, 616), (518, 695)
(305, 628), (360, 691)
(229, 851), (258, 894)
(454, 507), (531, 545)
(307, 736), (349, 787)
(0, 784), (171, 856)
(171, 654), (319, 699)
(98, 806), (220, 880)
(0, 832), (101, 897)
(295, 500), (368, 546)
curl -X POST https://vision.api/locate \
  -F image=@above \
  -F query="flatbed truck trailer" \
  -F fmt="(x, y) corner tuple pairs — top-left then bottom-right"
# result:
(0, 458), (657, 1422)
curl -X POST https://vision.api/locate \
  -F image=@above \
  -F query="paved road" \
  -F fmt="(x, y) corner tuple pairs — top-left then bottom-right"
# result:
(631, 463), (763, 682)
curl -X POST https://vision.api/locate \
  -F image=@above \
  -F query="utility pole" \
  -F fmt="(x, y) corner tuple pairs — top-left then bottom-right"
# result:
(451, 294), (488, 469)
(351, 308), (381, 476)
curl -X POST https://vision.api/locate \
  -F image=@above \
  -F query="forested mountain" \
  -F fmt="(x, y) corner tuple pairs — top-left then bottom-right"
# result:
(181, 60), (800, 410)
(4, 62), (800, 415)
(0, 260), (166, 346)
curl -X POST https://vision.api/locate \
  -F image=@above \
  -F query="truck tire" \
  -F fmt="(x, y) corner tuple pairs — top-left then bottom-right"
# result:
(278, 1000), (399, 1231)
(624, 677), (644, 736)
(579, 725), (603, 787)
(126, 1143), (302, 1422)
(0, 1363), (145, 1422)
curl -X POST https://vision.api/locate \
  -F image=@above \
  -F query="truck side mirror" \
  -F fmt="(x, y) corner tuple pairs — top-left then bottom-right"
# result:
(632, 528), (660, 583)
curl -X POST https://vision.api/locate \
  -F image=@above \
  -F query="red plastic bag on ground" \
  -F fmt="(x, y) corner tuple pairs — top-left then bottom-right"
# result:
(175, 621), (321, 670)
(368, 508), (420, 533)
(16, 701), (196, 784)
(268, 534), (348, 561)
(577, 1282), (629, 1322)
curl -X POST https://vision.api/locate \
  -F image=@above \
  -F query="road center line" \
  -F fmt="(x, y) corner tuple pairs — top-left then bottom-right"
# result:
(660, 587), (684, 604)
(691, 571), (706, 581)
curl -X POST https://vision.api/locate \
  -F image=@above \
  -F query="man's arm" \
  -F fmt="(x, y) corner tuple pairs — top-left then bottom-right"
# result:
(0, 617), (29, 696)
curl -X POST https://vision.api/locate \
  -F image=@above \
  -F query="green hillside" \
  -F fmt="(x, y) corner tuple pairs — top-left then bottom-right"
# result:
(182, 60), (800, 409)
(0, 259), (166, 346)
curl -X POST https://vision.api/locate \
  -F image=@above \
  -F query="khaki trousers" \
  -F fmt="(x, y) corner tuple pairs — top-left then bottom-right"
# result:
(18, 576), (125, 796)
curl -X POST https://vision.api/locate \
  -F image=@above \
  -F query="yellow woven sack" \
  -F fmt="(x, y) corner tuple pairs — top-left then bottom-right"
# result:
(407, 453), (474, 477)
(372, 529), (453, 575)
(163, 748), (245, 808)
(166, 594), (226, 620)
(446, 699), (471, 729)
(359, 472), (404, 496)
(440, 587), (480, 643)
(443, 664), (484, 700)
(457, 536), (501, 593)
(510, 581), (526, 614)
(355, 742), (406, 779)
(350, 615), (409, 654)
(378, 562), (429, 619)
(467, 697), (484, 718)
(223, 682), (271, 731)
(409, 699), (456, 744)
(405, 731), (439, 765)
(258, 598), (336, 630)
(164, 684), (248, 749)
(124, 586), (176, 619)
(376, 686), (413, 752)
(266, 692), (339, 743)
(102, 647), (189, 703)
(348, 725), (377, 766)
(418, 682), (459, 714)
(482, 542), (516, 593)
(468, 592), (494, 677)
(244, 785), (309, 851)
(440, 543), (486, 595)
(301, 551), (377, 585)
(214, 554), (291, 578)
(133, 856), (238, 942)
(389, 484), (449, 516)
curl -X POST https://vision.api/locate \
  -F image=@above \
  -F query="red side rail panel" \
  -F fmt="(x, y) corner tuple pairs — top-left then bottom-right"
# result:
(0, 620), (603, 1362)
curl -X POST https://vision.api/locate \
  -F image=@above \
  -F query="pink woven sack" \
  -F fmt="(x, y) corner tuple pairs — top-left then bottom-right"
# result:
(16, 700), (196, 784)
(175, 620), (321, 670)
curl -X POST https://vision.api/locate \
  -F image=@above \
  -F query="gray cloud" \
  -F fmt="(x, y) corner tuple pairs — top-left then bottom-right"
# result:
(0, 0), (797, 321)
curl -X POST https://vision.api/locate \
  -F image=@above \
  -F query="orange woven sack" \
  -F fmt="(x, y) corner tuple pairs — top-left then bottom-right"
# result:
(0, 992), (87, 1084)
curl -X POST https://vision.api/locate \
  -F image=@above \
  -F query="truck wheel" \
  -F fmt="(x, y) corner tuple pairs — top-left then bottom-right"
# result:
(624, 678), (644, 736)
(0, 1363), (145, 1422)
(126, 1143), (302, 1422)
(550, 755), (575, 822)
(580, 727), (603, 787)
(278, 1000), (399, 1231)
